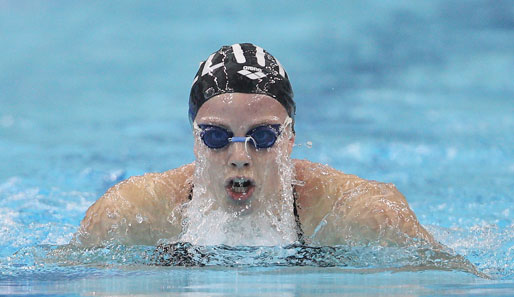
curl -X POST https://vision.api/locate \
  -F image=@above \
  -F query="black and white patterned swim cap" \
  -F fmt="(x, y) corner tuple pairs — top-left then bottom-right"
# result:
(189, 43), (295, 124)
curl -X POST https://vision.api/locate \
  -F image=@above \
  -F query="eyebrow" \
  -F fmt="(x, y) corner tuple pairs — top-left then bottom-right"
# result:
(248, 122), (280, 131)
(195, 117), (230, 130)
(196, 116), (282, 129)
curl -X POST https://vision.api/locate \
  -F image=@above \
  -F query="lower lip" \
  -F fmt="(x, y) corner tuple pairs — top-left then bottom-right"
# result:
(225, 184), (255, 202)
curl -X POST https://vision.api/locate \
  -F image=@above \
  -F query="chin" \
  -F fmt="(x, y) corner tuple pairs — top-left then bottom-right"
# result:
(224, 191), (259, 216)
(226, 198), (253, 216)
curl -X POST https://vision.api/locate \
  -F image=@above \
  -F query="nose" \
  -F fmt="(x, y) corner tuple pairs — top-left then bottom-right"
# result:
(227, 142), (251, 169)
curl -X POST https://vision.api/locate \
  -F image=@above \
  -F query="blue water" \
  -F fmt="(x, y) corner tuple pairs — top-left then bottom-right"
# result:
(1, 0), (513, 295)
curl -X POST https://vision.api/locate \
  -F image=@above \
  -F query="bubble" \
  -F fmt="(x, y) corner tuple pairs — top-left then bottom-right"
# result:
(106, 208), (118, 219)
(293, 141), (313, 149)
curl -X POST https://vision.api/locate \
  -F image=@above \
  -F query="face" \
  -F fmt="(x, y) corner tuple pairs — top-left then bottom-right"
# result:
(193, 93), (295, 214)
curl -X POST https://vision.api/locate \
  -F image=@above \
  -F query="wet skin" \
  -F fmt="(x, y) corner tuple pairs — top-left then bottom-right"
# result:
(192, 93), (295, 215)
(75, 93), (438, 248)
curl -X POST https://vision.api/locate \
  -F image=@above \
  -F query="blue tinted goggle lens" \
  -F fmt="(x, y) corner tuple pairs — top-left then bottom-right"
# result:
(199, 124), (281, 149)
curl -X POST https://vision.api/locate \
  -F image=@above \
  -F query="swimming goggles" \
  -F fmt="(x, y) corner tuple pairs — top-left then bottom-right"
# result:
(198, 124), (281, 149)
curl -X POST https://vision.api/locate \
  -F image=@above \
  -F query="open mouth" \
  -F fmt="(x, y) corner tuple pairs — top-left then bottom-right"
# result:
(225, 177), (255, 202)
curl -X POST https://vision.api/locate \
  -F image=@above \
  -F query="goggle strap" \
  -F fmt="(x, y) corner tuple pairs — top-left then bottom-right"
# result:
(245, 137), (257, 152)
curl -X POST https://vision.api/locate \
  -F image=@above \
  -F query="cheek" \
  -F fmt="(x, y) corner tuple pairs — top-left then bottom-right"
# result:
(257, 140), (292, 185)
(195, 145), (227, 177)
(252, 150), (281, 183)
(204, 152), (226, 171)
(255, 137), (290, 164)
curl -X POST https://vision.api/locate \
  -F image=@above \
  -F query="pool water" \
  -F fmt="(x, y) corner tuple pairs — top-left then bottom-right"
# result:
(1, 0), (513, 296)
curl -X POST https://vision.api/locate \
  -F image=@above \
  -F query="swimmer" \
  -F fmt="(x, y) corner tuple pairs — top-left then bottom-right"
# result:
(74, 43), (439, 248)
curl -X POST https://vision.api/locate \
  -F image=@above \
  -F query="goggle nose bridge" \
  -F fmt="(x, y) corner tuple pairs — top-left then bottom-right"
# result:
(229, 136), (252, 143)
(228, 136), (257, 153)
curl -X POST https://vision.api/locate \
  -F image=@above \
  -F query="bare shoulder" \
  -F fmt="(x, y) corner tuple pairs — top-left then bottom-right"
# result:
(74, 163), (195, 246)
(293, 159), (364, 216)
(293, 159), (436, 246)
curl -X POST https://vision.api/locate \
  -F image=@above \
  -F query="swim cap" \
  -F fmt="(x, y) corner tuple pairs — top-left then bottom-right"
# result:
(189, 43), (295, 124)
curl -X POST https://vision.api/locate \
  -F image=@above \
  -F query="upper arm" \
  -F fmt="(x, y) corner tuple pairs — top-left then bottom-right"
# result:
(340, 182), (437, 246)
(74, 175), (162, 246)
(73, 163), (194, 247)
(294, 159), (436, 246)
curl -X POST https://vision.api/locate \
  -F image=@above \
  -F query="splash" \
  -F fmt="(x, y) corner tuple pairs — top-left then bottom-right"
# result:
(179, 114), (298, 246)
(1, 242), (490, 279)
(152, 242), (483, 276)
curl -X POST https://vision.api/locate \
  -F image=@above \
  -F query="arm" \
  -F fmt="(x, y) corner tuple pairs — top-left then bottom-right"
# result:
(72, 163), (194, 247)
(294, 160), (486, 276)
(334, 180), (437, 246)
(294, 159), (436, 246)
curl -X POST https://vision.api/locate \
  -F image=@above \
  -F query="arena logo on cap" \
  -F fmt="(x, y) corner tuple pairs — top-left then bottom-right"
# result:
(237, 66), (267, 80)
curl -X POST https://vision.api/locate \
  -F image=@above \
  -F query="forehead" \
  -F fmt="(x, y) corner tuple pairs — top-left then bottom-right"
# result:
(195, 93), (288, 125)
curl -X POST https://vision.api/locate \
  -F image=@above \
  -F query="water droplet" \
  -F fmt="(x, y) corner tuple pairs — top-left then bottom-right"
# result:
(106, 208), (118, 219)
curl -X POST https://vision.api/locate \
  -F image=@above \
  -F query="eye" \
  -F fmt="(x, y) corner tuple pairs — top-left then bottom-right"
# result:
(249, 126), (278, 148)
(205, 129), (227, 143)
(199, 125), (231, 149)
(252, 129), (274, 143)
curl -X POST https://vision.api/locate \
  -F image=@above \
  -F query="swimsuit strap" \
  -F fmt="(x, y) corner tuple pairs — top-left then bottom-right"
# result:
(187, 184), (193, 201)
(187, 184), (305, 244)
(292, 186), (306, 244)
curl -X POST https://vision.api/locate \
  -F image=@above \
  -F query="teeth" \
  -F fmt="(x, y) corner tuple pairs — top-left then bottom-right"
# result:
(231, 178), (251, 193)
(232, 186), (247, 193)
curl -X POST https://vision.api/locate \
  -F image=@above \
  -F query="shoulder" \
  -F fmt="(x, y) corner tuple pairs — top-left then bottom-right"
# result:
(101, 162), (195, 206)
(149, 162), (196, 202)
(292, 159), (428, 245)
(75, 163), (195, 246)
(293, 159), (365, 236)
(293, 159), (367, 206)
(293, 159), (400, 201)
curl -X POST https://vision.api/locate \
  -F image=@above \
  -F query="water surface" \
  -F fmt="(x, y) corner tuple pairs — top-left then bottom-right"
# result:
(1, 0), (513, 295)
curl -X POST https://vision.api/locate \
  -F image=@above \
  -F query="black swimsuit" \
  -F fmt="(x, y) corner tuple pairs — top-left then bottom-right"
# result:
(187, 185), (305, 243)
(154, 187), (305, 266)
